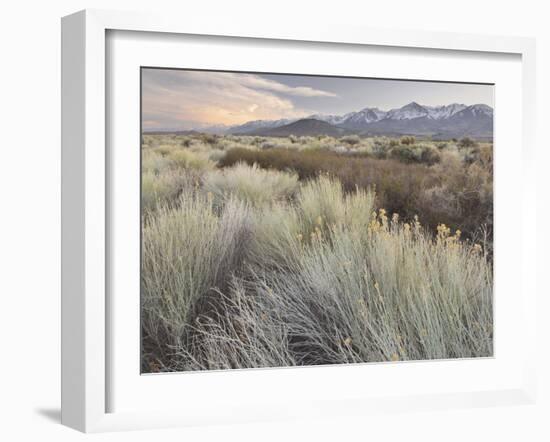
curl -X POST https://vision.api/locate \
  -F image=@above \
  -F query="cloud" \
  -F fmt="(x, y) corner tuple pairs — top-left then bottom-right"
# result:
(141, 69), (337, 129)
(233, 74), (338, 98)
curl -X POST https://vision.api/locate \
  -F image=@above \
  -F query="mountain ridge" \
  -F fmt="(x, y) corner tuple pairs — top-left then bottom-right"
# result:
(228, 102), (492, 138)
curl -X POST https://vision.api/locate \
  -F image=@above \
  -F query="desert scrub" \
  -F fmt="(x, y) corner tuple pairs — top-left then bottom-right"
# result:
(389, 143), (440, 165)
(341, 135), (361, 146)
(202, 162), (299, 207)
(248, 176), (375, 272)
(400, 136), (416, 145)
(167, 191), (492, 371)
(141, 191), (253, 368)
(219, 145), (491, 244)
(140, 135), (493, 371)
(167, 148), (216, 171)
(459, 136), (477, 148)
(417, 150), (493, 247)
(297, 175), (375, 235)
(141, 169), (191, 213)
(219, 146), (437, 224)
(142, 149), (175, 175)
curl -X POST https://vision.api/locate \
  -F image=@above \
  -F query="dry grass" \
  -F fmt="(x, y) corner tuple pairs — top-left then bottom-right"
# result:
(202, 162), (299, 207)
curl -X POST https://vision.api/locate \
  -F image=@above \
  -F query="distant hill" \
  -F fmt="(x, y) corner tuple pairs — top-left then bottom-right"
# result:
(250, 118), (352, 137)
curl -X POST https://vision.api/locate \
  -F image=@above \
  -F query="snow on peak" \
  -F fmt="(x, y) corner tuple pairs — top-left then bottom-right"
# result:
(345, 107), (387, 124)
(424, 103), (467, 120)
(467, 104), (493, 116)
(386, 102), (429, 120)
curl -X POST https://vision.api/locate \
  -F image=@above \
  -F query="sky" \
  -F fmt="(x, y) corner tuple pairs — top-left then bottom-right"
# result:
(141, 68), (494, 131)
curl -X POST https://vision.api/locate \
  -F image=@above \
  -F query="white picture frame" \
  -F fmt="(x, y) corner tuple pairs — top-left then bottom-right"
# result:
(61, 9), (538, 433)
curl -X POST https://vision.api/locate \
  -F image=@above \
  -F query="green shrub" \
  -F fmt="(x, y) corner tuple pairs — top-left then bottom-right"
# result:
(389, 139), (400, 147)
(400, 136), (416, 145)
(390, 145), (419, 163)
(459, 137), (477, 148)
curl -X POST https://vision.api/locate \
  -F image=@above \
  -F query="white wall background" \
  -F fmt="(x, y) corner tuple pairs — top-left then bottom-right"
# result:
(0, 1), (548, 440)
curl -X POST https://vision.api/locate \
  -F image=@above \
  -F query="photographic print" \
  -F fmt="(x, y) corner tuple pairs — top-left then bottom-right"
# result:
(140, 68), (493, 373)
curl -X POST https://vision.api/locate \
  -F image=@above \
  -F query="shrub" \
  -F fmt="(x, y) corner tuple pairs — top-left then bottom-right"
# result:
(159, 189), (492, 371)
(141, 193), (253, 368)
(153, 144), (178, 157)
(297, 175), (375, 234)
(261, 142), (277, 150)
(199, 133), (219, 145)
(371, 141), (389, 159)
(202, 162), (299, 207)
(390, 144), (440, 165)
(416, 152), (492, 248)
(341, 135), (361, 145)
(459, 137), (477, 148)
(420, 146), (441, 165)
(168, 149), (216, 171)
(142, 169), (191, 213)
(331, 145), (348, 154)
(207, 148), (226, 163)
(218, 146), (490, 243)
(400, 136), (416, 145)
(389, 139), (400, 147)
(142, 150), (175, 175)
(390, 145), (419, 163)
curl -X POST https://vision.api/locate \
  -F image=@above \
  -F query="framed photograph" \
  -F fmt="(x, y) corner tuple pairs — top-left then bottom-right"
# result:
(61, 9), (537, 432)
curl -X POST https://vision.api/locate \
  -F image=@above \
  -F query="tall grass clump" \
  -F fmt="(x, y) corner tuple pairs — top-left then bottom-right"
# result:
(141, 191), (253, 369)
(202, 162), (299, 207)
(142, 169), (188, 213)
(167, 148), (216, 171)
(297, 175), (375, 234)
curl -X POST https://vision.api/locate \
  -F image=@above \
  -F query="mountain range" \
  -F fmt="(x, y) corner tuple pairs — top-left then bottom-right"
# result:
(227, 102), (493, 139)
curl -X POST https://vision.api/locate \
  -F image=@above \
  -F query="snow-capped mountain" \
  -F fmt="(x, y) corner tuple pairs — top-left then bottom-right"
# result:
(385, 102), (429, 120)
(457, 103), (493, 117)
(340, 108), (387, 127)
(307, 113), (353, 126)
(424, 103), (467, 120)
(382, 102), (469, 121)
(227, 102), (493, 138)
